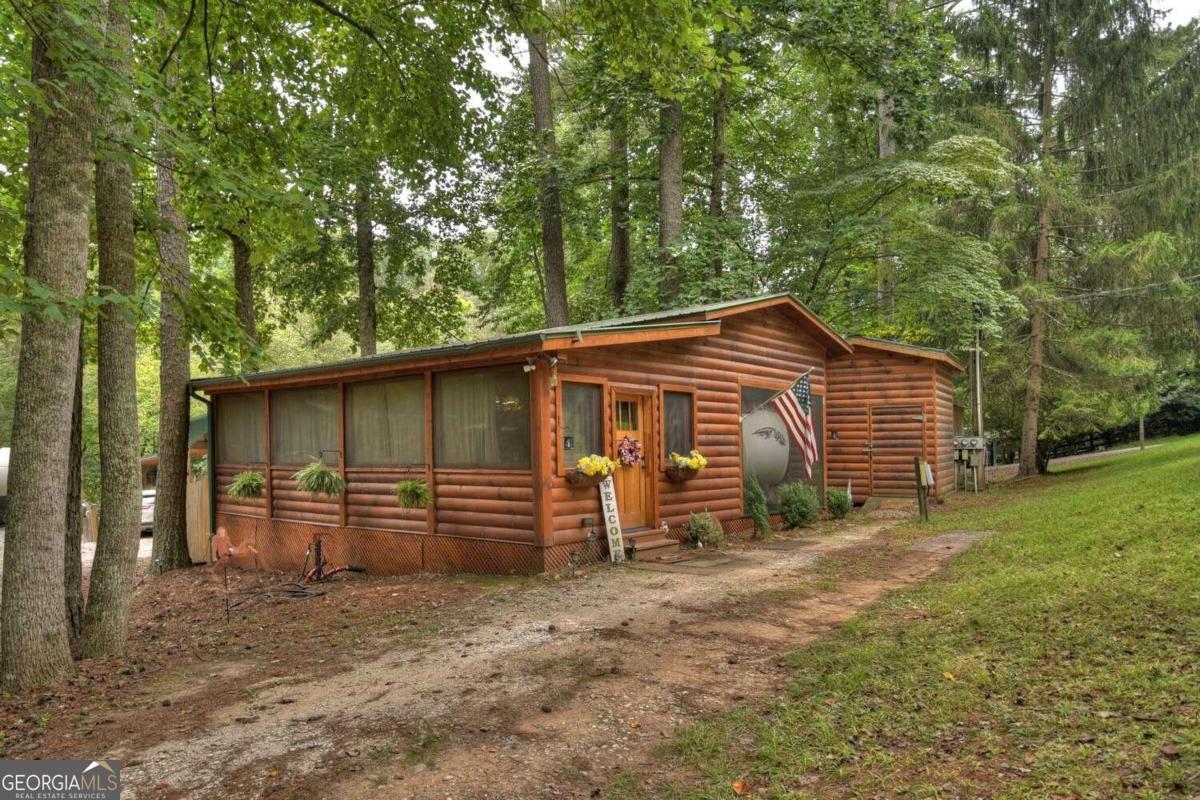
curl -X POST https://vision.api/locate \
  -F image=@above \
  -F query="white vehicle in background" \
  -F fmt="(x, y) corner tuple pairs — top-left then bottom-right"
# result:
(0, 447), (8, 526)
(141, 488), (156, 534)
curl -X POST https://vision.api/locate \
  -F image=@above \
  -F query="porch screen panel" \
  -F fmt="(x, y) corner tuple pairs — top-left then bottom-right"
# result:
(215, 392), (264, 465)
(346, 378), (425, 466)
(434, 366), (531, 468)
(270, 386), (338, 465)
(560, 382), (601, 467)
(663, 391), (694, 455)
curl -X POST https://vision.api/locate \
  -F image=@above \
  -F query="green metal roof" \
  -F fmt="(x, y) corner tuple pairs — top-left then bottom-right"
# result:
(845, 336), (965, 369)
(189, 320), (723, 390)
(190, 293), (852, 391)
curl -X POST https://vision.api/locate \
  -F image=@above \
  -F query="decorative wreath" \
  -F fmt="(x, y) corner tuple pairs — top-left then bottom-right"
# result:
(617, 435), (644, 467)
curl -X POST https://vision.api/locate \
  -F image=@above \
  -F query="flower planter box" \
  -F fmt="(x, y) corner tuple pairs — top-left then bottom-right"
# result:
(666, 465), (702, 482)
(566, 470), (609, 488)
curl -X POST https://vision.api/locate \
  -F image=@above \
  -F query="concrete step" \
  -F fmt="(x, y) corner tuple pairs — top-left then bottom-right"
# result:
(630, 535), (680, 561)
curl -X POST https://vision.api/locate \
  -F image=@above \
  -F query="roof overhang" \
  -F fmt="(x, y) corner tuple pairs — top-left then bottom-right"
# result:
(189, 321), (722, 393)
(698, 294), (853, 355)
(846, 336), (965, 372)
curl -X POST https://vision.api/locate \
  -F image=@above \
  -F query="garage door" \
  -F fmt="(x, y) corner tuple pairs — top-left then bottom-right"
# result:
(868, 405), (925, 497)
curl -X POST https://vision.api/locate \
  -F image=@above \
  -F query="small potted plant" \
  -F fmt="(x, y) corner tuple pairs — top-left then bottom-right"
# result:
(394, 478), (432, 509)
(227, 469), (266, 500)
(666, 450), (708, 482)
(567, 454), (618, 487)
(293, 459), (346, 500)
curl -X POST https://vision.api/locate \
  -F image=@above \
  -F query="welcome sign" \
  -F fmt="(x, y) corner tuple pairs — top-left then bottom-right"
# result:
(598, 476), (625, 562)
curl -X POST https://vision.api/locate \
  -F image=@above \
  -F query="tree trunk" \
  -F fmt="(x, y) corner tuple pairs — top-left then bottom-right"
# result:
(229, 230), (257, 357)
(657, 97), (684, 304)
(82, 0), (142, 658)
(151, 37), (193, 572)
(1139, 413), (1145, 449)
(1, 6), (96, 691)
(353, 182), (378, 356)
(1017, 30), (1055, 479)
(876, 0), (897, 321)
(709, 38), (729, 280)
(64, 335), (84, 657)
(526, 21), (568, 327)
(609, 114), (631, 311)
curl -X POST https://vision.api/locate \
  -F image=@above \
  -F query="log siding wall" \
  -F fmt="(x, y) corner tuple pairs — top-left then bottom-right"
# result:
(548, 309), (828, 548)
(826, 351), (957, 499)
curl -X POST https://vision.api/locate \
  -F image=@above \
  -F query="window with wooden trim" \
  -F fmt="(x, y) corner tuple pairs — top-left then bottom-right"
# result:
(215, 392), (264, 465)
(270, 386), (338, 466)
(662, 390), (695, 456)
(345, 377), (425, 466)
(560, 381), (602, 467)
(434, 366), (530, 468)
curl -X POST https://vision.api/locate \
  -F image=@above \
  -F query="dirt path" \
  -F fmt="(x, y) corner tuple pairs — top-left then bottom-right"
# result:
(113, 518), (992, 800)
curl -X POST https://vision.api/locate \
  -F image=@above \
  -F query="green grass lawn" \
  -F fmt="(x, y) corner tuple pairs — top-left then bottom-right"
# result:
(641, 434), (1200, 799)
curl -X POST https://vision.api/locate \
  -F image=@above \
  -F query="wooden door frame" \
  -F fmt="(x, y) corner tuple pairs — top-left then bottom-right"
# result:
(610, 386), (658, 529)
(866, 402), (927, 497)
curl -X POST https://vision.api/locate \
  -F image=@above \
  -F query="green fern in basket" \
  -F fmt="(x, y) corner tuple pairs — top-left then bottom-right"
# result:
(393, 479), (432, 509)
(227, 470), (265, 500)
(293, 460), (345, 499)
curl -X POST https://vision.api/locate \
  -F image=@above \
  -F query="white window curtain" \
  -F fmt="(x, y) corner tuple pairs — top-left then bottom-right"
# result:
(435, 366), (530, 468)
(560, 382), (602, 467)
(346, 378), (425, 466)
(270, 386), (338, 465)
(216, 392), (264, 465)
(663, 390), (694, 456)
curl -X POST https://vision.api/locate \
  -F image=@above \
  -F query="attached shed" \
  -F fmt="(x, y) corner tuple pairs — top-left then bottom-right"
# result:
(193, 295), (962, 576)
(825, 336), (964, 498)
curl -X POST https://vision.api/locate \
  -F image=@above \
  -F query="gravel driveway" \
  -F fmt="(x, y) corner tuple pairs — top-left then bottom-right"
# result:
(0, 527), (154, 580)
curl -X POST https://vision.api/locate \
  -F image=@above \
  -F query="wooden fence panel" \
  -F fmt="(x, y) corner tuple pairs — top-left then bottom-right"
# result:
(187, 475), (211, 563)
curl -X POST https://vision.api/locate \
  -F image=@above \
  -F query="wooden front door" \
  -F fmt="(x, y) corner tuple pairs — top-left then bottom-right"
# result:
(867, 405), (925, 497)
(613, 393), (653, 529)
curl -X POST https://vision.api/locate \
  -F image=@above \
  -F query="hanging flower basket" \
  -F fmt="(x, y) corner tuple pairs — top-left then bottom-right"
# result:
(566, 470), (607, 488)
(568, 454), (617, 487)
(617, 435), (643, 467)
(666, 450), (708, 482)
(665, 464), (701, 482)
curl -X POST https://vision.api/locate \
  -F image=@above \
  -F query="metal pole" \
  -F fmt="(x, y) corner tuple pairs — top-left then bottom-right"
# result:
(974, 327), (985, 437)
(974, 326), (986, 489)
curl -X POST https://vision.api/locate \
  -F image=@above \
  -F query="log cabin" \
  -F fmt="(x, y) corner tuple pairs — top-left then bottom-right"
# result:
(191, 294), (964, 575)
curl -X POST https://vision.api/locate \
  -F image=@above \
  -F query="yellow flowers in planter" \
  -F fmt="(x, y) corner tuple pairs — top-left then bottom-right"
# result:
(666, 450), (708, 482)
(576, 454), (618, 477)
(669, 450), (708, 471)
(568, 454), (618, 487)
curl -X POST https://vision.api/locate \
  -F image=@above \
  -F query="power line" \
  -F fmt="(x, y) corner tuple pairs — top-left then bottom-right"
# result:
(1032, 272), (1200, 303)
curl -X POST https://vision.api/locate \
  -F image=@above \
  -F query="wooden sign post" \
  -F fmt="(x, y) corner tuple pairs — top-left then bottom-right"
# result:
(912, 456), (930, 522)
(599, 475), (625, 562)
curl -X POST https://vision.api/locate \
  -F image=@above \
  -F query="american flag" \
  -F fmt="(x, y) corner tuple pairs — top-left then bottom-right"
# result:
(771, 372), (818, 479)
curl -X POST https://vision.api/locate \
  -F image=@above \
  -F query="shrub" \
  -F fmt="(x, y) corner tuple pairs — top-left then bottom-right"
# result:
(227, 469), (265, 500)
(293, 460), (346, 499)
(780, 481), (820, 528)
(394, 479), (432, 509)
(744, 474), (771, 538)
(686, 511), (724, 548)
(827, 488), (851, 519)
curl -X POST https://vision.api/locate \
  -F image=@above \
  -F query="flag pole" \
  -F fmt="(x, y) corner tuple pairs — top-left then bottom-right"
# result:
(741, 368), (813, 420)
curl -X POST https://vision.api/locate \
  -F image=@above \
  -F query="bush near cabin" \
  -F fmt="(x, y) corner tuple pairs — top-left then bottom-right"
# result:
(780, 482), (820, 528)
